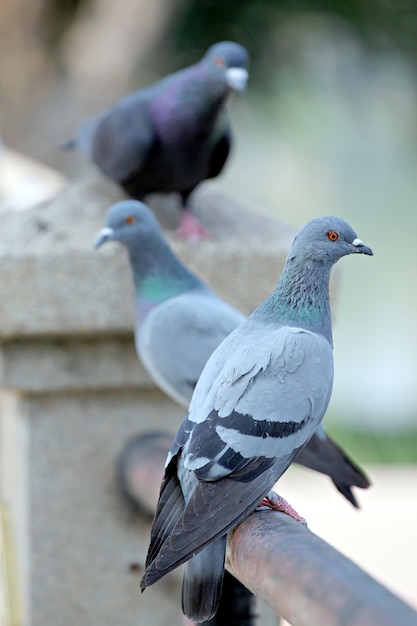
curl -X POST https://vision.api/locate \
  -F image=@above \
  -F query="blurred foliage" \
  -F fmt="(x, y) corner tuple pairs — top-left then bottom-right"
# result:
(327, 424), (417, 464)
(27, 0), (417, 87)
(34, 0), (417, 63)
(165, 0), (417, 82)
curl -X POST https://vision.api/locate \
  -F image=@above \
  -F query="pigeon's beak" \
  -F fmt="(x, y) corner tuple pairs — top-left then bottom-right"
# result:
(225, 67), (249, 92)
(94, 227), (114, 249)
(351, 238), (374, 256)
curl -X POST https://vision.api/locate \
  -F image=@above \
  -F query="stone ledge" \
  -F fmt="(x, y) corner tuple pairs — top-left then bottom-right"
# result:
(0, 175), (295, 340)
(0, 337), (153, 393)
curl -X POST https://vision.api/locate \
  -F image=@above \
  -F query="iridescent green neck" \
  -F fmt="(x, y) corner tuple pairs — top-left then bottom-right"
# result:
(128, 242), (204, 323)
(257, 258), (333, 343)
(136, 274), (184, 303)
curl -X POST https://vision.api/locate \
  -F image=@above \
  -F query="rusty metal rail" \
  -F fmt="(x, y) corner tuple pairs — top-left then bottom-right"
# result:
(118, 432), (417, 626)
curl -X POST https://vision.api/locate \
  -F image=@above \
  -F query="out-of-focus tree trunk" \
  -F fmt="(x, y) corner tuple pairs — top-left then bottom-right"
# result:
(0, 0), (51, 131)
(60, 0), (187, 111)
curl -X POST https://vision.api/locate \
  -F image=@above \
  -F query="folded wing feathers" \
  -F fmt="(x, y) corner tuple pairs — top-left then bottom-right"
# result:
(147, 469), (276, 581)
(145, 457), (185, 565)
(214, 349), (272, 417)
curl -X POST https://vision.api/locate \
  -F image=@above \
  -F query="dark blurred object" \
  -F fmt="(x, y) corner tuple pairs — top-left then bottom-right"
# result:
(201, 572), (257, 626)
(117, 432), (172, 515)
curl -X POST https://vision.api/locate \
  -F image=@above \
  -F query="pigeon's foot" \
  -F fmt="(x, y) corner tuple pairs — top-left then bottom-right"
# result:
(177, 209), (211, 242)
(256, 490), (307, 526)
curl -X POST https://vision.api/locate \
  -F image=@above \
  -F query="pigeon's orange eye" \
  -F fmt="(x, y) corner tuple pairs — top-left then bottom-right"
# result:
(125, 215), (135, 225)
(327, 231), (339, 241)
(213, 56), (226, 67)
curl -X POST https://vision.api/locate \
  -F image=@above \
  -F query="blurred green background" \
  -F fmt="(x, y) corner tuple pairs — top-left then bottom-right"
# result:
(1, 0), (417, 462)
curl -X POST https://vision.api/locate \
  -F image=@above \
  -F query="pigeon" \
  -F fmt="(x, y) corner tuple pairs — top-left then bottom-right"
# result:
(66, 41), (249, 240)
(139, 216), (373, 622)
(95, 200), (370, 507)
(95, 199), (244, 404)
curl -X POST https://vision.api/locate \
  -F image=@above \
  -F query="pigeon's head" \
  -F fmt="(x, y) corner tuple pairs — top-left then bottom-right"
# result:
(203, 41), (249, 92)
(289, 216), (373, 265)
(94, 200), (160, 249)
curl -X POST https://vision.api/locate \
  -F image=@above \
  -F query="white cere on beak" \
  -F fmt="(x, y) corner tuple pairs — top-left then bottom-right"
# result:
(94, 226), (114, 248)
(225, 67), (249, 92)
(352, 238), (364, 247)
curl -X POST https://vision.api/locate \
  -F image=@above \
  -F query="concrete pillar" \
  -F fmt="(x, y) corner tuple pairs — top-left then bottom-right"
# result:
(0, 174), (294, 625)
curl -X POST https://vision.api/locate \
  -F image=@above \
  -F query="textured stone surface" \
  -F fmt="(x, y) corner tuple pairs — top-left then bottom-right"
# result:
(0, 337), (150, 393)
(28, 390), (185, 626)
(0, 147), (67, 211)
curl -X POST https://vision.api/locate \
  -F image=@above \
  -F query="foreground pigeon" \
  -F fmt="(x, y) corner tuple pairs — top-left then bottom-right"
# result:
(66, 41), (249, 240)
(95, 200), (370, 507)
(140, 215), (373, 622)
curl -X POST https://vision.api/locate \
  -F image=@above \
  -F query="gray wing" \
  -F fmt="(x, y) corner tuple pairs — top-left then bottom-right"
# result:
(184, 324), (334, 481)
(137, 293), (245, 407)
(141, 456), (278, 588)
(73, 89), (155, 182)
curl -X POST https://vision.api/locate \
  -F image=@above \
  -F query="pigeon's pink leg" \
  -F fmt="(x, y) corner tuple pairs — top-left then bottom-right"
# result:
(177, 209), (211, 242)
(256, 490), (307, 526)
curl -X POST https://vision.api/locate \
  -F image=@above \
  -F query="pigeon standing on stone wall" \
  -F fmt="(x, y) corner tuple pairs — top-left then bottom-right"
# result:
(140, 215), (373, 622)
(65, 41), (249, 241)
(95, 201), (370, 507)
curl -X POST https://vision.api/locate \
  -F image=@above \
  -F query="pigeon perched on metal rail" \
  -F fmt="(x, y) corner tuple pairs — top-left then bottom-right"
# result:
(95, 200), (370, 508)
(139, 215), (373, 622)
(66, 41), (249, 240)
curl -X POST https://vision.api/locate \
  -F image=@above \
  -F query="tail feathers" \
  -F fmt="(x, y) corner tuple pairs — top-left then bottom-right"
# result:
(60, 137), (77, 151)
(141, 468), (274, 592)
(332, 480), (361, 509)
(295, 431), (370, 507)
(181, 536), (226, 622)
(203, 572), (256, 626)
